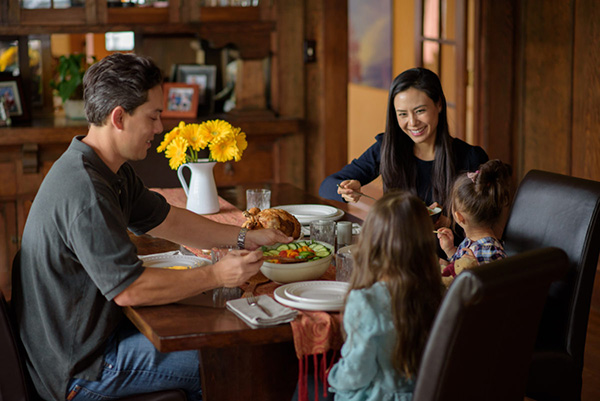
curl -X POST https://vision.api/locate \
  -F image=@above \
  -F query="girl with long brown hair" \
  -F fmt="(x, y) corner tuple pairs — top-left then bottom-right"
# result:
(328, 191), (444, 400)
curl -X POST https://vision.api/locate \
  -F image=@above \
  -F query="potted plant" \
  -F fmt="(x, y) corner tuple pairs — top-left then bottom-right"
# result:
(50, 54), (95, 119)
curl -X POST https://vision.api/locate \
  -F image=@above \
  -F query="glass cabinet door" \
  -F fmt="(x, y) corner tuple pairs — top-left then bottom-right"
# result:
(21, 0), (85, 9)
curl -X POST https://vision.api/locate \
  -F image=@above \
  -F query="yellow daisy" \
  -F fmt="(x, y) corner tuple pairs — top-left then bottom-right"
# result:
(232, 127), (247, 161)
(179, 123), (204, 151)
(165, 135), (189, 170)
(195, 123), (213, 149)
(204, 119), (233, 141)
(209, 133), (238, 163)
(157, 121), (185, 153)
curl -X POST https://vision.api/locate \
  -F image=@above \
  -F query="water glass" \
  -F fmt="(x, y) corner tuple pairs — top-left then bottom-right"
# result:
(246, 188), (271, 210)
(336, 245), (354, 282)
(336, 221), (353, 249)
(211, 246), (242, 307)
(310, 219), (336, 248)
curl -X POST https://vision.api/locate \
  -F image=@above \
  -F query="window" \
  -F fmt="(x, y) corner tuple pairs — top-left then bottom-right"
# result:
(415, 0), (470, 141)
(105, 32), (135, 51)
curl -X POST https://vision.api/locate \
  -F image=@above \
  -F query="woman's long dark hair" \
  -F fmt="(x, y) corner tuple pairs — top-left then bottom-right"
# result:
(380, 67), (455, 209)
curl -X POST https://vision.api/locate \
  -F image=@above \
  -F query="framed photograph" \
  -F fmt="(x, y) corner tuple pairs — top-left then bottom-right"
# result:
(0, 75), (29, 122)
(162, 83), (200, 119)
(174, 64), (217, 114)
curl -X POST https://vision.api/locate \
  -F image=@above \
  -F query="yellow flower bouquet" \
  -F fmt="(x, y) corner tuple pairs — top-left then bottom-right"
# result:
(157, 119), (248, 170)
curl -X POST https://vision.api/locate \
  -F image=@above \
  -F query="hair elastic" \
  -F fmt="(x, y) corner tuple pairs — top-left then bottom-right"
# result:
(467, 170), (480, 183)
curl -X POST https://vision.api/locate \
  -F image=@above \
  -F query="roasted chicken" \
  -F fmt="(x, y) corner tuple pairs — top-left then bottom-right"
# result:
(242, 207), (302, 239)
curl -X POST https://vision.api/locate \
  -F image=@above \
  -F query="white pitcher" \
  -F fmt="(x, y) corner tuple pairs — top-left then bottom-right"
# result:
(177, 160), (220, 215)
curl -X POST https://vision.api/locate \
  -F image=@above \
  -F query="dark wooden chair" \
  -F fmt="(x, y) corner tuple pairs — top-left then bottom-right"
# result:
(412, 247), (569, 401)
(0, 288), (187, 401)
(502, 169), (600, 401)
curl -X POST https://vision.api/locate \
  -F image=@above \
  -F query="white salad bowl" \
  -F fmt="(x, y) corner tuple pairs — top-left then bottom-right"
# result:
(260, 240), (334, 284)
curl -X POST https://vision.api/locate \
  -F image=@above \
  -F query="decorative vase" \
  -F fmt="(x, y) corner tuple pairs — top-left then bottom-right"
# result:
(177, 160), (220, 215)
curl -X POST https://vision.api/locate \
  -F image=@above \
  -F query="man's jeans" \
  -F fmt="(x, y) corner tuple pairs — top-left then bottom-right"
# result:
(67, 321), (202, 401)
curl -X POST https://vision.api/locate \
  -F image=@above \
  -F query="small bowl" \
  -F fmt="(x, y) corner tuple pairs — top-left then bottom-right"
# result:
(260, 240), (334, 284)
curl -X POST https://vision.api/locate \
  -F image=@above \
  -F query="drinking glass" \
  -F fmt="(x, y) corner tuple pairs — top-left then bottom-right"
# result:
(335, 245), (354, 282)
(211, 246), (242, 307)
(310, 220), (336, 248)
(336, 221), (353, 249)
(246, 189), (271, 210)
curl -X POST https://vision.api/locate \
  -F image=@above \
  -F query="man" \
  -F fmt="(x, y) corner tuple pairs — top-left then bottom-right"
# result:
(12, 53), (290, 401)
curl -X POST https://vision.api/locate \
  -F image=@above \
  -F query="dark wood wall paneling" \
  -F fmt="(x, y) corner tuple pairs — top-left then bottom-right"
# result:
(304, 0), (348, 195)
(521, 0), (574, 177)
(271, 0), (306, 187)
(572, 0), (600, 180)
(475, 0), (518, 172)
(480, 0), (600, 182)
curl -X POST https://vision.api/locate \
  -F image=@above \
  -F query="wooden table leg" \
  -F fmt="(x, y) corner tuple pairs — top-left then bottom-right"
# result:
(198, 340), (299, 401)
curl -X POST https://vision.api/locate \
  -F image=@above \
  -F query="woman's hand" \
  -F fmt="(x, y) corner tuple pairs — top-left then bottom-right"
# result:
(436, 227), (456, 258)
(337, 180), (362, 203)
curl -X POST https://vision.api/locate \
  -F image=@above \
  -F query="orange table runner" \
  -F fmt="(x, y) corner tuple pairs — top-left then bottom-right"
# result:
(152, 188), (246, 226)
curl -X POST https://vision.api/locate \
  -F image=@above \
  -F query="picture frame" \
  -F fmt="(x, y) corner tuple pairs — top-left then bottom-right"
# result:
(174, 64), (217, 115)
(0, 74), (29, 122)
(162, 83), (200, 119)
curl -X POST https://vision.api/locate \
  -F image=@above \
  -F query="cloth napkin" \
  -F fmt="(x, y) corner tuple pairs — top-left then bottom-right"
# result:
(226, 295), (298, 328)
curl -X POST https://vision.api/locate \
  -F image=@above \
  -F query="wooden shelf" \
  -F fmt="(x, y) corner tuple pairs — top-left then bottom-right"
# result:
(0, 19), (274, 37)
(0, 115), (302, 146)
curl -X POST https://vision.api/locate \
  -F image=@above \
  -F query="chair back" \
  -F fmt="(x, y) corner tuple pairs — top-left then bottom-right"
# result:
(412, 247), (568, 401)
(502, 170), (600, 368)
(0, 290), (31, 401)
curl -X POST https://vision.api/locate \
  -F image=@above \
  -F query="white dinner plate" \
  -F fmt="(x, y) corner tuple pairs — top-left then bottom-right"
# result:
(284, 281), (349, 304)
(274, 281), (349, 311)
(139, 253), (210, 269)
(276, 204), (345, 225)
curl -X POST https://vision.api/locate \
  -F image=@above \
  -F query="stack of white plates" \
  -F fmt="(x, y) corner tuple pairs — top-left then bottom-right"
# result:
(274, 280), (350, 311)
(139, 252), (211, 269)
(276, 204), (345, 225)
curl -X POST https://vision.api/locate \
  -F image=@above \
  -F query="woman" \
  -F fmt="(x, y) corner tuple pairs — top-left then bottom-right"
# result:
(319, 67), (488, 220)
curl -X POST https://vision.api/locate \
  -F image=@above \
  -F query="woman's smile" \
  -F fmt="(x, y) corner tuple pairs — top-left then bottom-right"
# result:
(394, 87), (441, 150)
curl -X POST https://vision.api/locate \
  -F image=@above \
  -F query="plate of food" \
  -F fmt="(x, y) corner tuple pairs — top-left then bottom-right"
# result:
(428, 206), (442, 216)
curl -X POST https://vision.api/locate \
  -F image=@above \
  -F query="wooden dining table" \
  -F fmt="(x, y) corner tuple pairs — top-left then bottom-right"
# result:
(124, 183), (366, 401)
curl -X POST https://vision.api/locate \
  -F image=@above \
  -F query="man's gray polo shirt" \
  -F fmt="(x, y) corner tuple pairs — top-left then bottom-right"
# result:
(13, 136), (170, 400)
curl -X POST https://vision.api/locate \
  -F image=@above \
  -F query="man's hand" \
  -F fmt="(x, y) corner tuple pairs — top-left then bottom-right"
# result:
(212, 249), (264, 287)
(337, 180), (362, 203)
(245, 228), (292, 250)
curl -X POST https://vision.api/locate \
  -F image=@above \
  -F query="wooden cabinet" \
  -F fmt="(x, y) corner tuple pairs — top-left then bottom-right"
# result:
(0, 1), (311, 298)
(0, 1), (306, 183)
